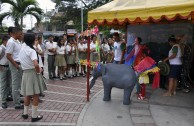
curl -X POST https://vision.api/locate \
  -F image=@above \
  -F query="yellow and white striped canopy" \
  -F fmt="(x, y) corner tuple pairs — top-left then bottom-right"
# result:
(88, 0), (194, 25)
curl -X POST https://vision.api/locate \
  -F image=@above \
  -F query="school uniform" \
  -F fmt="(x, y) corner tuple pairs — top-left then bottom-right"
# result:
(90, 42), (98, 62)
(78, 43), (87, 60)
(101, 43), (110, 63)
(33, 44), (44, 68)
(45, 41), (57, 78)
(0, 44), (11, 105)
(55, 45), (66, 67)
(66, 44), (76, 65)
(19, 44), (46, 96)
(6, 37), (22, 108)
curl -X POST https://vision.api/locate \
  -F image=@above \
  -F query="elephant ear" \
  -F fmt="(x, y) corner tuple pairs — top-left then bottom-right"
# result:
(100, 64), (106, 75)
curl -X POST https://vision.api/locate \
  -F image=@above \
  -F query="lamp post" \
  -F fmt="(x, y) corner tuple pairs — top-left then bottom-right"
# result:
(81, 1), (83, 32)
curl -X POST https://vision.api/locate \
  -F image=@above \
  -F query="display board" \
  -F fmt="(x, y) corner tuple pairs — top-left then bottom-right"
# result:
(127, 23), (193, 45)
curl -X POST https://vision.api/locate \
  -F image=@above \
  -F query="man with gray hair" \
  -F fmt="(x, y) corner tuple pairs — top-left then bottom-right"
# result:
(6, 27), (23, 109)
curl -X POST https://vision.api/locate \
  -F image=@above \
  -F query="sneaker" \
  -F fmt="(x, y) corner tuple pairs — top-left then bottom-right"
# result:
(2, 102), (8, 109)
(77, 73), (80, 77)
(60, 77), (63, 80)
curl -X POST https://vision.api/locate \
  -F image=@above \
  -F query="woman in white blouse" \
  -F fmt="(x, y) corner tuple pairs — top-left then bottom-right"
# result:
(19, 33), (46, 122)
(54, 37), (67, 80)
(78, 37), (87, 77)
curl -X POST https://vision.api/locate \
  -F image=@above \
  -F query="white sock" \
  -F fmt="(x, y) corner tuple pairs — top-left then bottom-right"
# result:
(68, 70), (71, 77)
(24, 106), (29, 115)
(72, 69), (75, 75)
(32, 105), (38, 118)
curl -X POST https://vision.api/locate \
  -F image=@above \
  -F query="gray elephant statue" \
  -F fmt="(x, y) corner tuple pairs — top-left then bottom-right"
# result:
(90, 63), (137, 105)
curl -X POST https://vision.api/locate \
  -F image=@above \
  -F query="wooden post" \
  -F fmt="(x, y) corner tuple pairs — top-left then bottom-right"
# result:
(86, 25), (91, 102)
(191, 12), (194, 24)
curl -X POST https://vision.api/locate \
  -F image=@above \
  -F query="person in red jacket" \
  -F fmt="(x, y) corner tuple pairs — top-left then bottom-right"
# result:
(134, 48), (160, 100)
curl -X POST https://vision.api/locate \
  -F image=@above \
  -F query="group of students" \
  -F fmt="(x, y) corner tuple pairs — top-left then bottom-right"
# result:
(0, 27), (46, 122)
(46, 34), (115, 80)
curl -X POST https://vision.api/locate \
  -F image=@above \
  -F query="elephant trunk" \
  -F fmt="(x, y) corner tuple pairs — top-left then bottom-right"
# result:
(89, 76), (98, 90)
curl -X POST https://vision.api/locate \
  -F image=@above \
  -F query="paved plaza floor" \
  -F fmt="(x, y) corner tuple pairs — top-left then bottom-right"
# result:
(0, 59), (193, 126)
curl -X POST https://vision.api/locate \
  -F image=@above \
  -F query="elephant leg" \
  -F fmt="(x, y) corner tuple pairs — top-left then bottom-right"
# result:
(123, 87), (133, 105)
(103, 86), (112, 101)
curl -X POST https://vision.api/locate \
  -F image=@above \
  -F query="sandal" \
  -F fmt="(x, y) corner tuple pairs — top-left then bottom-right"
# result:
(137, 94), (145, 100)
(31, 115), (43, 122)
(163, 92), (172, 96)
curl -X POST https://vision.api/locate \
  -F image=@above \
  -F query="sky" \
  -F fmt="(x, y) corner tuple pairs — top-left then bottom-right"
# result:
(0, 0), (56, 29)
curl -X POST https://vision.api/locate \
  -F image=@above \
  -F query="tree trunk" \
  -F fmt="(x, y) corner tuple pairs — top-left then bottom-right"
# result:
(21, 16), (23, 28)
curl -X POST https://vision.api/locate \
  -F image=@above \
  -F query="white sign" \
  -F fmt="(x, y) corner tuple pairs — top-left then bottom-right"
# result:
(67, 29), (77, 34)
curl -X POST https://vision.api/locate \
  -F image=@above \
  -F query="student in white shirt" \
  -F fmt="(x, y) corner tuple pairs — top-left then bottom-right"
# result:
(6, 27), (23, 109)
(54, 37), (67, 80)
(0, 35), (11, 109)
(45, 35), (57, 79)
(19, 33), (46, 122)
(66, 38), (76, 78)
(34, 36), (44, 71)
(101, 38), (110, 64)
(78, 37), (87, 77)
(90, 35), (99, 62)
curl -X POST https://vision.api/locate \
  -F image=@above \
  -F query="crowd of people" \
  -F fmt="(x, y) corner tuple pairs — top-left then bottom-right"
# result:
(0, 26), (183, 122)
(0, 26), (116, 122)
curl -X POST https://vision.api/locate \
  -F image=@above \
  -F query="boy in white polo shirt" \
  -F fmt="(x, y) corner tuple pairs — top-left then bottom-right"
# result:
(45, 35), (57, 79)
(0, 35), (11, 109)
(6, 27), (23, 109)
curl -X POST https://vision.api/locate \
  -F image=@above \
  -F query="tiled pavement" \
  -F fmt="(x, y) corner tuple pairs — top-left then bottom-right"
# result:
(130, 86), (157, 126)
(0, 77), (103, 126)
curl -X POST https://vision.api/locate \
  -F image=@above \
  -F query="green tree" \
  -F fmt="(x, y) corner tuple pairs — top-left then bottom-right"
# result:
(0, 0), (43, 28)
(51, 0), (112, 32)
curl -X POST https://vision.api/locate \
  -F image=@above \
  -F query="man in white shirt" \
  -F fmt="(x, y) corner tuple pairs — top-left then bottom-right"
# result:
(45, 35), (57, 79)
(113, 33), (124, 64)
(6, 27), (23, 109)
(0, 36), (11, 109)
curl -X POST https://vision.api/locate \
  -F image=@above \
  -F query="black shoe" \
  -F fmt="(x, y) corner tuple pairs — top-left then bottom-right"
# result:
(49, 76), (53, 79)
(2, 102), (8, 109)
(82, 74), (86, 77)
(22, 114), (28, 119)
(15, 105), (24, 109)
(31, 115), (43, 122)
(63, 77), (67, 80)
(39, 99), (43, 103)
(20, 100), (24, 104)
(6, 97), (13, 102)
(39, 93), (45, 97)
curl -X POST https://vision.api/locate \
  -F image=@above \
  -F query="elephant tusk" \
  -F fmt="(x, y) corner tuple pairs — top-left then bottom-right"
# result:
(89, 76), (94, 82)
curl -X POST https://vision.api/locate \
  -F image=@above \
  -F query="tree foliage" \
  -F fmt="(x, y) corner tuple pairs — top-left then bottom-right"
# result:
(0, 0), (43, 28)
(51, 0), (113, 32)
